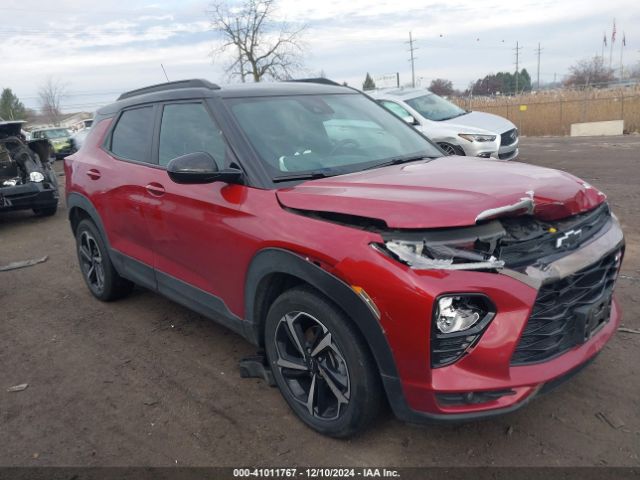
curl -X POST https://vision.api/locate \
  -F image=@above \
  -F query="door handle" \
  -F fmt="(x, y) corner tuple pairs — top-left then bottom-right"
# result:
(145, 182), (165, 196)
(86, 168), (101, 180)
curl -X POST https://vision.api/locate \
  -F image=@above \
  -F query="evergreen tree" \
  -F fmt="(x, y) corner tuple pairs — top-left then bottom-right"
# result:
(362, 73), (376, 91)
(0, 88), (27, 120)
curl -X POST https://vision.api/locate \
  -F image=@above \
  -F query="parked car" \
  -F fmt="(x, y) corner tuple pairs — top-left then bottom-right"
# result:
(31, 127), (73, 159)
(1, 121), (59, 216)
(369, 88), (519, 160)
(65, 79), (623, 437)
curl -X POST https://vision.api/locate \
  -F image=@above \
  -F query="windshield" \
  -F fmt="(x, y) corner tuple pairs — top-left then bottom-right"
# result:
(227, 93), (440, 179)
(42, 129), (70, 139)
(405, 93), (467, 121)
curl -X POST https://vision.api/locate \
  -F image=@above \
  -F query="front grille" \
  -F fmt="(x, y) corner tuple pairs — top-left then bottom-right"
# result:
(501, 128), (518, 146)
(511, 248), (622, 365)
(499, 203), (611, 269)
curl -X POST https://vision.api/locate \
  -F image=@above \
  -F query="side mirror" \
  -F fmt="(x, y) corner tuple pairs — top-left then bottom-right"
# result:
(166, 152), (243, 184)
(403, 115), (419, 126)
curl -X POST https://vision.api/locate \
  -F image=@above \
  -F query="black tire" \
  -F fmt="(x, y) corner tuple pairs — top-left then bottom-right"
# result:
(33, 205), (58, 216)
(75, 219), (134, 301)
(265, 286), (383, 438)
(437, 142), (465, 156)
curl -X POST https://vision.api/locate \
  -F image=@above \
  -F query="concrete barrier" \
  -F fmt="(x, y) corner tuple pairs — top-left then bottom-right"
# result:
(570, 120), (624, 137)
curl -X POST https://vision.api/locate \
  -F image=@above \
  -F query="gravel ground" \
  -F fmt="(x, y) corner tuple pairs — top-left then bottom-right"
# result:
(0, 135), (639, 467)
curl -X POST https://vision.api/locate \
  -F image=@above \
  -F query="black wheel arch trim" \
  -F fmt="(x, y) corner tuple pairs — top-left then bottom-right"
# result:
(66, 192), (145, 286)
(67, 192), (111, 247)
(244, 248), (399, 380)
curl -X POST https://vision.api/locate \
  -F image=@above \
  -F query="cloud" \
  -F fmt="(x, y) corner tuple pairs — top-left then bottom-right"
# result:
(1, 0), (638, 111)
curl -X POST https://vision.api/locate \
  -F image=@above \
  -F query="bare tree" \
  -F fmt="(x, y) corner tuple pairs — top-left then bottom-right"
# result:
(564, 56), (614, 88)
(209, 0), (306, 82)
(428, 78), (454, 97)
(39, 77), (68, 125)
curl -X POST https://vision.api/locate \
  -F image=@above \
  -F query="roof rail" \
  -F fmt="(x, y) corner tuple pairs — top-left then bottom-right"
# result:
(117, 79), (221, 101)
(288, 78), (343, 87)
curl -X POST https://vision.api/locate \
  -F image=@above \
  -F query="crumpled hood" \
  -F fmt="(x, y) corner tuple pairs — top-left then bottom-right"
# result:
(276, 157), (606, 229)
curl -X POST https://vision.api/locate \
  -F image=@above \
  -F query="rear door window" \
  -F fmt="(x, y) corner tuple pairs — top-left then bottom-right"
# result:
(110, 106), (155, 163)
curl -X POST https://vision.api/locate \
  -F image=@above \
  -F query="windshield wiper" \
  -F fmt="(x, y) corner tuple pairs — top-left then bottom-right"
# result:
(438, 112), (468, 121)
(272, 171), (332, 183)
(363, 154), (432, 171)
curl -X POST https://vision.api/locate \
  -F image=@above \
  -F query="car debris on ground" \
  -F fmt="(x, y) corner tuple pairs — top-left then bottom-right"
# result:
(0, 256), (48, 272)
(7, 384), (29, 392)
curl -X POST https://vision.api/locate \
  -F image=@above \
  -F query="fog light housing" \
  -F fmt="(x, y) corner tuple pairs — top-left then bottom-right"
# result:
(436, 296), (482, 333)
(431, 294), (495, 368)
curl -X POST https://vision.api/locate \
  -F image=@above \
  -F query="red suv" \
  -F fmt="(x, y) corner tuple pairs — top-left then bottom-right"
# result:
(65, 79), (624, 437)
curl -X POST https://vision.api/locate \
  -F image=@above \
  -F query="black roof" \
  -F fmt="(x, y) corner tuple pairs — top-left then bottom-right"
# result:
(97, 79), (353, 116)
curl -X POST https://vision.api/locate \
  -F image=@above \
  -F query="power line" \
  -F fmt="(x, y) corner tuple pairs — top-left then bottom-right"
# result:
(406, 31), (418, 88)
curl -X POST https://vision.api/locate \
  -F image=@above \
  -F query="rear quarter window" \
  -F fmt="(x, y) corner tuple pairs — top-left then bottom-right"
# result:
(110, 106), (154, 163)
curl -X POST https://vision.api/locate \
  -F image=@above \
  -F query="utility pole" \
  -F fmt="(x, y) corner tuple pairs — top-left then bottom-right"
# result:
(407, 32), (418, 88)
(513, 41), (523, 94)
(534, 43), (543, 90)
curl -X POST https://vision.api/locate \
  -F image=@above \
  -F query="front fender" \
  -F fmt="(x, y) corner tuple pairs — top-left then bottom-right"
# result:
(243, 247), (399, 380)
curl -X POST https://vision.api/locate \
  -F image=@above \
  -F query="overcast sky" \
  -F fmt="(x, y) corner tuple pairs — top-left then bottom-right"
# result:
(1, 0), (639, 113)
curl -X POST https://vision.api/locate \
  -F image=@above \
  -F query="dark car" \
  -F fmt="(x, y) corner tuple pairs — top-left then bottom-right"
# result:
(1, 121), (59, 216)
(64, 79), (624, 437)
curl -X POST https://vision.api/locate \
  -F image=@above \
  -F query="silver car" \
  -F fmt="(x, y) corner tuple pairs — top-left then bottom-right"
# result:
(370, 88), (519, 160)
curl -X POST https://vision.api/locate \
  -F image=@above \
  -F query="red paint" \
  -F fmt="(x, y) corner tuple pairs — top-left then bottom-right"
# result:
(277, 156), (605, 228)
(65, 118), (621, 418)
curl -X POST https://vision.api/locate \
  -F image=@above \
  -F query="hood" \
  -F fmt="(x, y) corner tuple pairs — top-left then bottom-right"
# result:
(441, 111), (515, 134)
(416, 120), (494, 139)
(276, 157), (605, 229)
(0, 121), (26, 138)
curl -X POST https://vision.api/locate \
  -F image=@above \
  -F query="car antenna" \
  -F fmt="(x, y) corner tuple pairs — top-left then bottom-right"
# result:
(161, 64), (170, 83)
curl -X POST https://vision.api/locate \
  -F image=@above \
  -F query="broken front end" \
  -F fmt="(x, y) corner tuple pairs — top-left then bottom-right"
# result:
(0, 122), (59, 215)
(360, 200), (623, 421)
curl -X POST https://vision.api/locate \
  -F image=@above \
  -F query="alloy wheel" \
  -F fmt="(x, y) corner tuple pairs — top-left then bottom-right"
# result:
(438, 143), (459, 156)
(273, 311), (351, 421)
(78, 230), (105, 293)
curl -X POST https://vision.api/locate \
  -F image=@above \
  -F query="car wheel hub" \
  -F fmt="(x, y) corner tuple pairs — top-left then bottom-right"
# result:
(274, 311), (350, 421)
(79, 231), (105, 292)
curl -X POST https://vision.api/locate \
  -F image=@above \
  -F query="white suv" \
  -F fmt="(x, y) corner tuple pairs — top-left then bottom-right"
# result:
(369, 88), (519, 160)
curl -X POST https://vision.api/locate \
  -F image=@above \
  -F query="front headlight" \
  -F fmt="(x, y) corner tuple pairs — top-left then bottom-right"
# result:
(379, 239), (504, 271)
(458, 133), (496, 142)
(29, 171), (45, 182)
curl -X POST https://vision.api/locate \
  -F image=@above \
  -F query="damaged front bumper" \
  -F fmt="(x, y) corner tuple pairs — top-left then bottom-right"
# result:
(0, 181), (59, 212)
(360, 210), (624, 423)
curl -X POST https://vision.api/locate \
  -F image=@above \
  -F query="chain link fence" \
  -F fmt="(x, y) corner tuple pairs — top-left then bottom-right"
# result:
(452, 87), (640, 136)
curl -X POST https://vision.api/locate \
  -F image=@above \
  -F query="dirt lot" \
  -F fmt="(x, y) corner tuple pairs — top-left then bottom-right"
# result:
(1, 135), (639, 467)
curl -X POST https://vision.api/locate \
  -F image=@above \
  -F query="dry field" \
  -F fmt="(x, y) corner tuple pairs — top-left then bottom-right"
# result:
(454, 86), (640, 136)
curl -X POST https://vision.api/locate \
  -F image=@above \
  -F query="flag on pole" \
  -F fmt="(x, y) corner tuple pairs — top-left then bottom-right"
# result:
(622, 33), (626, 47)
(611, 20), (617, 43)
(603, 33), (607, 47)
